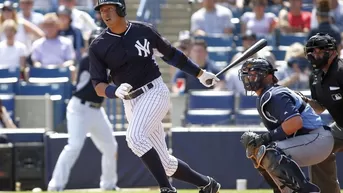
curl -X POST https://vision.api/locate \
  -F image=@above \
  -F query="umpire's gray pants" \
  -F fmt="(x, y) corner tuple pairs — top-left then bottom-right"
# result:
(277, 127), (334, 167)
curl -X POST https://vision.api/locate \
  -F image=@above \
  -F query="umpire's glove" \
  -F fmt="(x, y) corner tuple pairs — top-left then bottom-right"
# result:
(115, 83), (132, 99)
(197, 70), (220, 87)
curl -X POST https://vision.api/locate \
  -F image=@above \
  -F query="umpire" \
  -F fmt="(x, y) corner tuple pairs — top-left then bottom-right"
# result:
(298, 33), (343, 193)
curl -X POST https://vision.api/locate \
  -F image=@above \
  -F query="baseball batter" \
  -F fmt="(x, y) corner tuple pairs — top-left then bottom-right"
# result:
(89, 0), (221, 193)
(238, 58), (334, 193)
(48, 28), (118, 191)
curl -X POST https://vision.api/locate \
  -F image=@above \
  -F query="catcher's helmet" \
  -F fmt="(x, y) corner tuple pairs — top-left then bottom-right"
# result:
(94, 0), (126, 17)
(305, 33), (337, 69)
(89, 27), (104, 45)
(239, 58), (277, 91)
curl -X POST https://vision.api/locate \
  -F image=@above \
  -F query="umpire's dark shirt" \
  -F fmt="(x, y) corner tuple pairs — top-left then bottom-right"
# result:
(74, 55), (104, 104)
(310, 57), (343, 137)
(307, 22), (342, 45)
(89, 21), (174, 90)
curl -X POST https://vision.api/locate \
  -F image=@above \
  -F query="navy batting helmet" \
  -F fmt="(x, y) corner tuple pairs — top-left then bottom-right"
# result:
(89, 27), (104, 45)
(94, 0), (126, 17)
(305, 33), (337, 69)
(239, 58), (277, 91)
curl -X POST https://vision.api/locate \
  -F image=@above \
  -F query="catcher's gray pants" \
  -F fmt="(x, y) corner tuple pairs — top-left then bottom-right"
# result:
(277, 127), (334, 167)
(268, 127), (334, 193)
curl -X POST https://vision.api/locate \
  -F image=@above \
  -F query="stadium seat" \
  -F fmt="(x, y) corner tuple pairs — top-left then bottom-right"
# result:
(237, 95), (258, 110)
(16, 82), (66, 98)
(0, 83), (17, 94)
(0, 68), (20, 83)
(235, 109), (262, 125)
(271, 49), (286, 60)
(0, 94), (15, 120)
(28, 67), (71, 82)
(208, 51), (229, 62)
(185, 109), (232, 125)
(195, 36), (234, 47)
(276, 33), (307, 46)
(188, 90), (235, 110)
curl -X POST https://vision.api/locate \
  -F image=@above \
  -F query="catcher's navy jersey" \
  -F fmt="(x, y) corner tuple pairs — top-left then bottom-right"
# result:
(257, 85), (323, 131)
(89, 21), (174, 90)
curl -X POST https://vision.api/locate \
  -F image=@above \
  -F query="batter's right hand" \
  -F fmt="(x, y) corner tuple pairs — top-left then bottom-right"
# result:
(115, 83), (132, 99)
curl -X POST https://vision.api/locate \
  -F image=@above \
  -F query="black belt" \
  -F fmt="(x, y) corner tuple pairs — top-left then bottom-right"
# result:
(124, 83), (154, 100)
(79, 98), (102, 109)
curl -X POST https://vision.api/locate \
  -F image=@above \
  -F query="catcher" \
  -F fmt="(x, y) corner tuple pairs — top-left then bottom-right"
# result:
(238, 58), (334, 193)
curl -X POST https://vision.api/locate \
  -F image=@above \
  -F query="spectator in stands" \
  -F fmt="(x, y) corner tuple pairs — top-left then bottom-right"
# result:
(94, 11), (106, 28)
(32, 0), (56, 12)
(191, 0), (234, 36)
(278, 0), (312, 33)
(17, 0), (44, 27)
(0, 19), (28, 72)
(311, 0), (343, 31)
(240, 0), (278, 36)
(172, 39), (224, 93)
(75, 0), (95, 10)
(0, 1), (44, 52)
(59, 0), (98, 40)
(31, 13), (75, 69)
(57, 5), (85, 63)
(277, 42), (311, 90)
(308, 0), (342, 51)
(169, 39), (192, 83)
(0, 99), (16, 129)
(225, 31), (276, 94)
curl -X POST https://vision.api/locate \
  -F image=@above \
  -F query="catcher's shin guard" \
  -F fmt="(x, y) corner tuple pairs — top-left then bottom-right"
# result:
(257, 167), (281, 193)
(261, 144), (320, 193)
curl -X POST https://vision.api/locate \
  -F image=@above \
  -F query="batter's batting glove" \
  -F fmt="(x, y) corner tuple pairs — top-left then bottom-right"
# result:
(115, 83), (133, 99)
(198, 70), (220, 87)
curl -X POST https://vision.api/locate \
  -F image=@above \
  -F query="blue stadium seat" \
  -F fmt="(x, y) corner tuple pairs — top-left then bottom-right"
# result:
(277, 33), (307, 46)
(271, 49), (286, 60)
(237, 95), (258, 110)
(195, 36), (234, 47)
(188, 90), (235, 111)
(17, 82), (66, 98)
(28, 67), (71, 80)
(0, 68), (20, 83)
(185, 109), (232, 125)
(0, 94), (15, 120)
(235, 109), (262, 125)
(0, 83), (17, 94)
(208, 51), (229, 62)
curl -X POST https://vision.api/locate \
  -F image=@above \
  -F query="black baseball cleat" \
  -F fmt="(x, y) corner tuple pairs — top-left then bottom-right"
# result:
(199, 177), (221, 193)
(160, 187), (177, 193)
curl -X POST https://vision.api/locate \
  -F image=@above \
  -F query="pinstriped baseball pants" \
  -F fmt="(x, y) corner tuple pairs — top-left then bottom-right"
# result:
(123, 76), (178, 176)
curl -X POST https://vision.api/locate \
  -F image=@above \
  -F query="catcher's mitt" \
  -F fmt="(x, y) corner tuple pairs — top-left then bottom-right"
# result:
(240, 131), (266, 168)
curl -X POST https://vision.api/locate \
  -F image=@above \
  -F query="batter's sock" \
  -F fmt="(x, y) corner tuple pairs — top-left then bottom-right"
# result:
(172, 159), (209, 187)
(140, 148), (173, 189)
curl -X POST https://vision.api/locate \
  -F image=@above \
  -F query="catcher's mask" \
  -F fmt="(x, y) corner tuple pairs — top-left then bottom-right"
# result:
(305, 33), (337, 69)
(239, 58), (277, 92)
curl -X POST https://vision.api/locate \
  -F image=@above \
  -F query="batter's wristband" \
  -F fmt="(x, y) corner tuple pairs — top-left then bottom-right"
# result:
(105, 85), (117, 98)
(269, 126), (288, 141)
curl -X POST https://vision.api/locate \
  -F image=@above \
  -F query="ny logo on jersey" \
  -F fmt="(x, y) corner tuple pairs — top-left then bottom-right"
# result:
(135, 39), (150, 57)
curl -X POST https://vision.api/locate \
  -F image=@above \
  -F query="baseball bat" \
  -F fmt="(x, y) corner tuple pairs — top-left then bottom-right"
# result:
(205, 38), (268, 85)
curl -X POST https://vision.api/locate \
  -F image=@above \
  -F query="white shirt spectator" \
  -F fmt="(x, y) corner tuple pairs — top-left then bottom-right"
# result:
(0, 40), (27, 70)
(191, 4), (234, 35)
(32, 0), (54, 11)
(31, 36), (75, 67)
(241, 12), (276, 36)
(17, 11), (44, 26)
(71, 8), (98, 39)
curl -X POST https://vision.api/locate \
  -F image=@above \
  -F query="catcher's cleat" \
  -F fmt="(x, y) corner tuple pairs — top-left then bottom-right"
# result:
(199, 176), (221, 193)
(160, 187), (177, 193)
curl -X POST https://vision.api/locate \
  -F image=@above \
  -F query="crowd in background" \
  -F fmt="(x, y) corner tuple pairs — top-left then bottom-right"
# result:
(0, 0), (342, 128)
